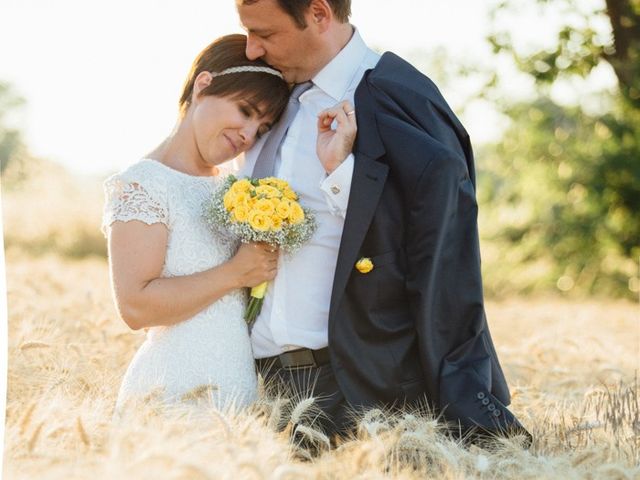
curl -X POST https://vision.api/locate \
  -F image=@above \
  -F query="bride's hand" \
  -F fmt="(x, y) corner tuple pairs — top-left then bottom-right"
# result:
(229, 242), (279, 288)
(316, 101), (357, 174)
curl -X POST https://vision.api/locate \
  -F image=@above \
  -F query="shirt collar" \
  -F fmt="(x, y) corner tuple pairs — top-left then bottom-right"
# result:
(311, 27), (370, 102)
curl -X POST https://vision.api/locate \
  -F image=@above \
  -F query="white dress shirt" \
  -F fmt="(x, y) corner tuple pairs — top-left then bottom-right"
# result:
(239, 29), (380, 358)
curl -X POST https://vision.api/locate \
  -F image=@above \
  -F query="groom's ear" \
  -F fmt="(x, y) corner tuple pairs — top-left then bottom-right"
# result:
(193, 71), (214, 100)
(307, 0), (332, 32)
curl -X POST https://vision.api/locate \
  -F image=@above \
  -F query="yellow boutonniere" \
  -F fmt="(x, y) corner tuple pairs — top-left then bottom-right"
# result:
(355, 257), (374, 274)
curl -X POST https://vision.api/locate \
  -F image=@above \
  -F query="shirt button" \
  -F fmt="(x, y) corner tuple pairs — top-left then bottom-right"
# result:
(330, 184), (341, 195)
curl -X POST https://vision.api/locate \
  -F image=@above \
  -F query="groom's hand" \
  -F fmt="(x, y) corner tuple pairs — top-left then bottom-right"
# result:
(316, 101), (357, 174)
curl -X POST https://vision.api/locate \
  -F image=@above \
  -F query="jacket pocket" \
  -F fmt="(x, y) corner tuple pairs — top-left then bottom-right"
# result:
(369, 248), (404, 268)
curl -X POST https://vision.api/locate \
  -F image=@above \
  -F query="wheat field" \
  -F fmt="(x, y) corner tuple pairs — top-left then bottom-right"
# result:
(2, 162), (639, 479)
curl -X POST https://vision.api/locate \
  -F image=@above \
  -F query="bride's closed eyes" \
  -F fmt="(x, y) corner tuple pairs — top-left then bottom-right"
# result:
(238, 101), (272, 140)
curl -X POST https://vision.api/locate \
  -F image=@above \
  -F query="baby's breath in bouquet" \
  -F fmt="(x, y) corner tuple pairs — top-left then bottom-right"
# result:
(204, 175), (317, 326)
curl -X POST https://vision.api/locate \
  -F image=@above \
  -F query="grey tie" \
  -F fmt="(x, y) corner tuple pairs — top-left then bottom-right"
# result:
(252, 81), (313, 178)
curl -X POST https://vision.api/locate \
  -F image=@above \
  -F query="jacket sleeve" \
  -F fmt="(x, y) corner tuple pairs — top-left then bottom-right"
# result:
(365, 69), (529, 439)
(403, 141), (529, 438)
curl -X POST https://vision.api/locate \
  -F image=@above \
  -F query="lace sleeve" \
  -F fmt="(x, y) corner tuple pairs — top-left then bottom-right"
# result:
(102, 174), (169, 235)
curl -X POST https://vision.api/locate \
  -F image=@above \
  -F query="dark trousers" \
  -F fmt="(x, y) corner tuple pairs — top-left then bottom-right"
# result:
(257, 360), (353, 439)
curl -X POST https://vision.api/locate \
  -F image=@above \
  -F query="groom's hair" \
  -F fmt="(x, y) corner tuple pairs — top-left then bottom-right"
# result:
(178, 34), (289, 120)
(241, 0), (351, 28)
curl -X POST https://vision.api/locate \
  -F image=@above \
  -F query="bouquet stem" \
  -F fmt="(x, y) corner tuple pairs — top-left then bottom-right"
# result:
(245, 281), (268, 327)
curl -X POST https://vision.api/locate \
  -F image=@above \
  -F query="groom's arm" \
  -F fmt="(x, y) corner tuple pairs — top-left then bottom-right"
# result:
(402, 142), (487, 402)
(402, 141), (527, 436)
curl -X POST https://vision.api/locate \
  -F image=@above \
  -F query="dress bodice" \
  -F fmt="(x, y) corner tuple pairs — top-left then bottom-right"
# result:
(103, 159), (256, 411)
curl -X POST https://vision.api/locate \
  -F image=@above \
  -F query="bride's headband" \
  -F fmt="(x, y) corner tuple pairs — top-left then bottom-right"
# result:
(209, 66), (284, 79)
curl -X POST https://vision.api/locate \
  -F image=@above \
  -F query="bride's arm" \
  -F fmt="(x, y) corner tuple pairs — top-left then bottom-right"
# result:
(107, 220), (277, 330)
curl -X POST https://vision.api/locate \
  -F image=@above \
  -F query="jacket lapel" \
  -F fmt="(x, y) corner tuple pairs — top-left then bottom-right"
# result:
(328, 69), (389, 321)
(329, 151), (388, 321)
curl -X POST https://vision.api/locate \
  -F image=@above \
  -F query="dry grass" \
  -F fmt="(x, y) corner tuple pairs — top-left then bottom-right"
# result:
(2, 162), (639, 478)
(3, 251), (639, 479)
(2, 157), (107, 259)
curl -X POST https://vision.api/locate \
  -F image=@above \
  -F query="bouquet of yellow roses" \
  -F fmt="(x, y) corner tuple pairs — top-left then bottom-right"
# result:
(204, 175), (317, 326)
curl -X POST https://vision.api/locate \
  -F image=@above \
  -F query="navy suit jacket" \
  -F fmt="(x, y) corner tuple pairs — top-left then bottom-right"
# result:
(327, 52), (526, 436)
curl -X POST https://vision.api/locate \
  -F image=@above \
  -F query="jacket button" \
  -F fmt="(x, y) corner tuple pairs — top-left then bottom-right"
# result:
(488, 403), (496, 411)
(476, 392), (485, 400)
(493, 409), (502, 417)
(481, 398), (490, 406)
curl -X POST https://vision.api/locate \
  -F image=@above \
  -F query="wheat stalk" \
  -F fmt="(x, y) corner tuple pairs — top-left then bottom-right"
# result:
(76, 417), (90, 447)
(19, 341), (50, 350)
(27, 422), (44, 453)
(290, 397), (316, 424)
(19, 402), (37, 435)
(180, 384), (218, 403)
(267, 397), (289, 431)
(293, 424), (330, 449)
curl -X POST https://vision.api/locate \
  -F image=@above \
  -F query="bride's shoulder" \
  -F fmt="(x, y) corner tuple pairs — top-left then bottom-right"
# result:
(104, 159), (170, 197)
(117, 158), (169, 178)
(107, 158), (169, 183)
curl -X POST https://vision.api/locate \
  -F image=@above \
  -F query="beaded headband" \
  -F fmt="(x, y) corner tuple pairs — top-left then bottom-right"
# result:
(209, 66), (284, 79)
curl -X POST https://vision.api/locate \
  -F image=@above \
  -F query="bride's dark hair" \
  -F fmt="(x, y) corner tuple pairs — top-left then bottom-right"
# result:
(179, 34), (289, 120)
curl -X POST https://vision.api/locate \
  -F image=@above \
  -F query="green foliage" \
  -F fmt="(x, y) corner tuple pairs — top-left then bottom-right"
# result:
(480, 96), (640, 297)
(0, 81), (26, 175)
(480, 0), (640, 298)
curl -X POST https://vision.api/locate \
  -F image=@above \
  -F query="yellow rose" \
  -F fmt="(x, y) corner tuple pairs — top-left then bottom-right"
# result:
(262, 177), (289, 188)
(283, 189), (298, 201)
(234, 191), (250, 206)
(288, 202), (305, 224)
(270, 215), (283, 230)
(254, 198), (276, 216)
(223, 190), (236, 211)
(245, 195), (257, 208)
(231, 179), (253, 194)
(275, 199), (292, 219)
(258, 177), (277, 186)
(255, 185), (282, 199)
(232, 204), (249, 222)
(276, 179), (290, 190)
(248, 211), (273, 231)
(355, 257), (374, 274)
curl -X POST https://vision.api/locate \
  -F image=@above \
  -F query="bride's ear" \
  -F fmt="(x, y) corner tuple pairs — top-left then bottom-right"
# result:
(193, 71), (214, 101)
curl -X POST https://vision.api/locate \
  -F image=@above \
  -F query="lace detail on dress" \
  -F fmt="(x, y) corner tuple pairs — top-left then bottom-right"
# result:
(102, 179), (169, 234)
(105, 159), (257, 416)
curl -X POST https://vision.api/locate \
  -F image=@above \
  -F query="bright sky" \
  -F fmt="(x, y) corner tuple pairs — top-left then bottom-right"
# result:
(0, 0), (613, 176)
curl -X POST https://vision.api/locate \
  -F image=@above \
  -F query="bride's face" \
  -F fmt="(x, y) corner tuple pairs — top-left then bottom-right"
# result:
(191, 93), (273, 166)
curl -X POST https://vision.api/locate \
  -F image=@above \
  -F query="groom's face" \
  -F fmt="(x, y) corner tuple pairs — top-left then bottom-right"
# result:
(237, 0), (323, 83)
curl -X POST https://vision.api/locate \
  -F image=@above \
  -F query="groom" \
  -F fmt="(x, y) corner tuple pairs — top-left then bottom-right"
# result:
(236, 0), (529, 442)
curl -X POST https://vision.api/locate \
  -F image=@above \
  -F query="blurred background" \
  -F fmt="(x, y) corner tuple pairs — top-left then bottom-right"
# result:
(2, 2), (639, 477)
(1, 0), (639, 299)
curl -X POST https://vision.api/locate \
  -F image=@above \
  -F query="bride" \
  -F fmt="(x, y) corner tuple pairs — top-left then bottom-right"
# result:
(103, 33), (357, 414)
(102, 34), (290, 413)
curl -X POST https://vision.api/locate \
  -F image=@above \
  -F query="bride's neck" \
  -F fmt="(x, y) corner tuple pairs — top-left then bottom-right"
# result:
(149, 118), (215, 176)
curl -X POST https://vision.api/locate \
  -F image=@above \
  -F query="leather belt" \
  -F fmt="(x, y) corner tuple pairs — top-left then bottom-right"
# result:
(256, 347), (330, 370)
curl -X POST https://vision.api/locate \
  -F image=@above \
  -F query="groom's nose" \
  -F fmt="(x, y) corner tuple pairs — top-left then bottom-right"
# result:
(245, 34), (266, 60)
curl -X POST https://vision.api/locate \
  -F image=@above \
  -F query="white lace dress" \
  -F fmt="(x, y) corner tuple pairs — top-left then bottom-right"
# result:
(102, 159), (257, 413)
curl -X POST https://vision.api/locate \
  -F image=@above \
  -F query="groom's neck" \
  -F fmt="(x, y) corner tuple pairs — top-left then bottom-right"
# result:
(307, 23), (354, 79)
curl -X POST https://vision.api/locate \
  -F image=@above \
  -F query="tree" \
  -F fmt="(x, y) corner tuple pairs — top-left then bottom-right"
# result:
(479, 0), (639, 298)
(0, 81), (26, 175)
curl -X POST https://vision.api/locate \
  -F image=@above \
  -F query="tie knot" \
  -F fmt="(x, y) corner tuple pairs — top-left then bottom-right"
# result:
(291, 81), (313, 102)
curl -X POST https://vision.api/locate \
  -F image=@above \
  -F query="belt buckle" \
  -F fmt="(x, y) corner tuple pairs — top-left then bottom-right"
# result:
(280, 349), (316, 369)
